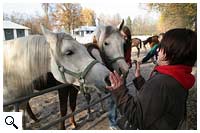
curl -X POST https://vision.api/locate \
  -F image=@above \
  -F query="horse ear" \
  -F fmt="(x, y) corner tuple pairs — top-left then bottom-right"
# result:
(97, 18), (104, 26)
(40, 24), (57, 45)
(117, 19), (124, 31)
(95, 26), (105, 48)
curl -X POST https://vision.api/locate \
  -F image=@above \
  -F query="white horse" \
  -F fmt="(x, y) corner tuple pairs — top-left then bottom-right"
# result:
(3, 25), (111, 128)
(78, 20), (130, 126)
(76, 20), (129, 76)
(94, 20), (129, 75)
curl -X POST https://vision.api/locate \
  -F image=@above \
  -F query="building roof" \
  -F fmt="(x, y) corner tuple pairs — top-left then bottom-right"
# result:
(3, 21), (30, 29)
(74, 26), (96, 32)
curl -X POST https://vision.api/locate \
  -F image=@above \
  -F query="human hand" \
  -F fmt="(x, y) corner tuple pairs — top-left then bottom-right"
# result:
(106, 70), (124, 91)
(135, 61), (141, 78)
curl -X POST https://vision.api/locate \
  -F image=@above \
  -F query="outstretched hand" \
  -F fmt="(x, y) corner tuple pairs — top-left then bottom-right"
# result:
(135, 60), (141, 78)
(106, 70), (124, 91)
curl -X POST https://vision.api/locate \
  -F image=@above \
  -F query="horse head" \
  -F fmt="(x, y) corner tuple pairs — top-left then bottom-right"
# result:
(143, 35), (159, 47)
(94, 20), (129, 76)
(40, 25), (111, 90)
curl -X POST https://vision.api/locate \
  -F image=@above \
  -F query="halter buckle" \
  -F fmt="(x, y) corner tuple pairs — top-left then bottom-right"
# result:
(58, 66), (65, 72)
(79, 78), (85, 84)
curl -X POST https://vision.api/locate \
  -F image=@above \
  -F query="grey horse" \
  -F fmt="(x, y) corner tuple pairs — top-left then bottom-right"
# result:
(3, 25), (111, 129)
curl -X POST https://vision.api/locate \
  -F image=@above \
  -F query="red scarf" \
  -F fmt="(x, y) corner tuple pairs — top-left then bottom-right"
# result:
(151, 65), (195, 90)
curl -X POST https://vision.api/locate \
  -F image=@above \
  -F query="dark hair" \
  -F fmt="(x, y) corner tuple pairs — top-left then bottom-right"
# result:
(122, 26), (132, 52)
(159, 28), (197, 66)
(122, 26), (131, 41)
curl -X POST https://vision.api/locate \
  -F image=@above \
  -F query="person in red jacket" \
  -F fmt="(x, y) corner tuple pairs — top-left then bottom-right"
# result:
(106, 28), (196, 129)
(120, 26), (132, 67)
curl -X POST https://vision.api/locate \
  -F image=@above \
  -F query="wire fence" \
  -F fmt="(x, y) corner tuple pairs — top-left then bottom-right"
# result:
(3, 83), (110, 130)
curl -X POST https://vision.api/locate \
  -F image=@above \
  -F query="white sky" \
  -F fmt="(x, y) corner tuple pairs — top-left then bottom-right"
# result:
(3, 2), (160, 20)
(81, 2), (159, 20)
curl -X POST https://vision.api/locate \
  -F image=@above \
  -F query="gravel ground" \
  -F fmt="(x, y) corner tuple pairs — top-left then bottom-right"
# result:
(24, 47), (197, 130)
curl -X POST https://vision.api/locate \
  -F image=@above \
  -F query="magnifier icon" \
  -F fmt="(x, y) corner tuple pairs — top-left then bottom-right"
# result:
(5, 116), (18, 129)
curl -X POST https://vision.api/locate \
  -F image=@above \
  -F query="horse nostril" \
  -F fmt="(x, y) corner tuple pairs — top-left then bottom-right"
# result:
(105, 76), (111, 86)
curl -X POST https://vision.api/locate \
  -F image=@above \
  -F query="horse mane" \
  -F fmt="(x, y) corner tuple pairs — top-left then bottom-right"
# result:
(84, 43), (100, 59)
(4, 35), (50, 97)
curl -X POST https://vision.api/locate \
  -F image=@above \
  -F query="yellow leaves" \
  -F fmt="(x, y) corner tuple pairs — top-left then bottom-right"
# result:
(80, 8), (95, 26)
(149, 3), (197, 30)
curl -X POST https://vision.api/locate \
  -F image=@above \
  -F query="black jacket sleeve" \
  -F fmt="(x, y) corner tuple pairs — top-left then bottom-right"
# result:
(112, 85), (143, 129)
(111, 73), (187, 129)
(133, 76), (145, 90)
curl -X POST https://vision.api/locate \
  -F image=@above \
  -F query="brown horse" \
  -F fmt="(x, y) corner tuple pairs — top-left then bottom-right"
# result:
(29, 72), (79, 129)
(131, 38), (142, 57)
(142, 35), (159, 63)
(143, 35), (159, 49)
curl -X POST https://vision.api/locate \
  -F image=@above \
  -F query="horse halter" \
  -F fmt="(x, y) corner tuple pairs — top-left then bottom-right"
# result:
(58, 60), (98, 91)
(51, 49), (98, 91)
(101, 44), (125, 66)
(57, 60), (98, 83)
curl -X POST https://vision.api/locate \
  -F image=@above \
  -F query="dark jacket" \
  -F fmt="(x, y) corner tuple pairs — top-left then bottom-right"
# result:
(112, 72), (188, 129)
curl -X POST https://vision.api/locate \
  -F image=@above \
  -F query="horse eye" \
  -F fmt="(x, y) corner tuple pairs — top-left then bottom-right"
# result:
(104, 42), (109, 46)
(65, 50), (73, 56)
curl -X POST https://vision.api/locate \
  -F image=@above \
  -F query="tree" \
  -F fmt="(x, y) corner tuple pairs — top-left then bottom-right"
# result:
(98, 13), (121, 26)
(3, 11), (51, 34)
(126, 16), (132, 31)
(111, 13), (122, 26)
(148, 3), (197, 31)
(3, 12), (25, 24)
(50, 3), (82, 32)
(41, 3), (53, 30)
(131, 16), (157, 35)
(80, 8), (96, 26)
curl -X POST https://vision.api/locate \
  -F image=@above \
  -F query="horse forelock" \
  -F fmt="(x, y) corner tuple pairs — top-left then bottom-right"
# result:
(54, 33), (74, 57)
(95, 25), (123, 63)
(96, 26), (120, 49)
(104, 26), (117, 38)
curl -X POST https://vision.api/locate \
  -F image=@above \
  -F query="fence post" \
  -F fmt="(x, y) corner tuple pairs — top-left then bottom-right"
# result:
(14, 103), (20, 112)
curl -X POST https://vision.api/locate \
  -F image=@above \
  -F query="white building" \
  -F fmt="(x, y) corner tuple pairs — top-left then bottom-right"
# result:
(72, 26), (96, 44)
(3, 21), (30, 40)
(73, 26), (96, 37)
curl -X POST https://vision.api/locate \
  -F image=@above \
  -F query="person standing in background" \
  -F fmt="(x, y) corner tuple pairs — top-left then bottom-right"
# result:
(121, 26), (132, 68)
